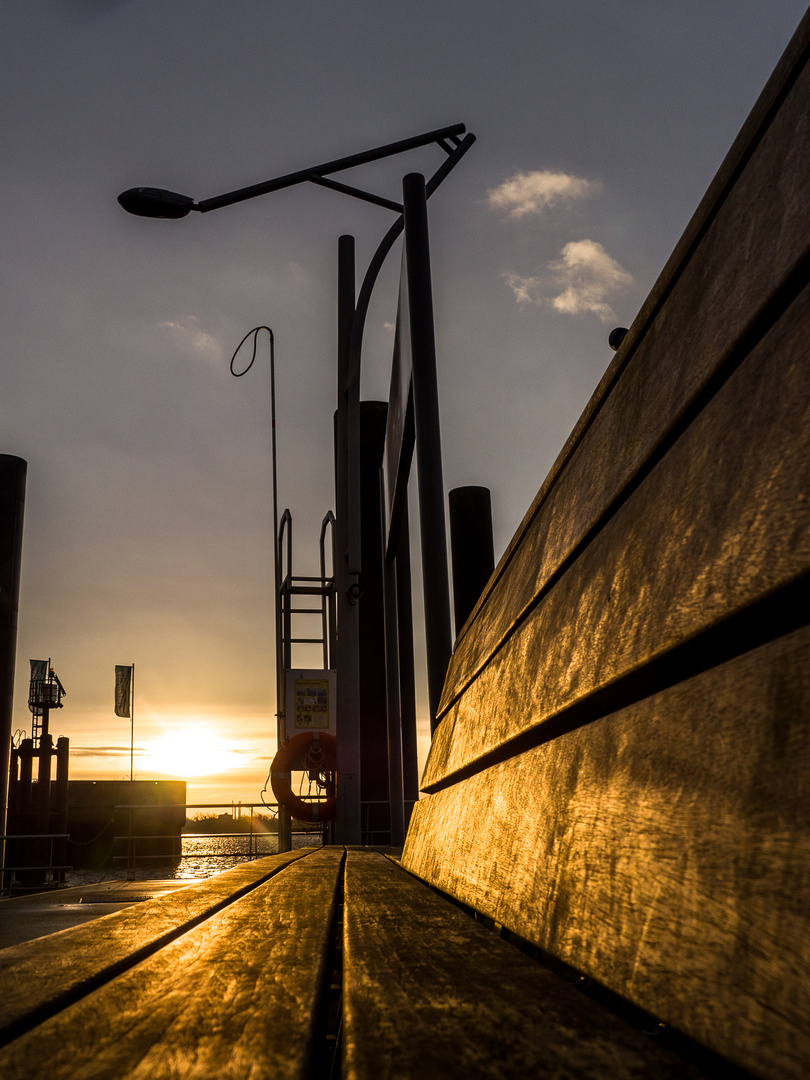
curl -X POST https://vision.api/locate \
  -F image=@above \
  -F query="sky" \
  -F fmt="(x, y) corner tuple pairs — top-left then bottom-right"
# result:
(2, 0), (807, 807)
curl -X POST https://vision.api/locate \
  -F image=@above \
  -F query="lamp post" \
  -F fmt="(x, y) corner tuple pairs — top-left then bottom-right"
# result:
(228, 326), (282, 830)
(119, 125), (474, 844)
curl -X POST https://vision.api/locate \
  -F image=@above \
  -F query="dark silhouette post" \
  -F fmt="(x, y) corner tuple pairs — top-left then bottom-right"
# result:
(0, 455), (26, 880)
(335, 235), (362, 844)
(449, 486), (495, 634)
(403, 174), (452, 734)
(395, 499), (419, 821)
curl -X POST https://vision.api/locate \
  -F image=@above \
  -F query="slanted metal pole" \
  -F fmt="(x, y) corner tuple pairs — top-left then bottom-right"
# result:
(402, 174), (452, 735)
(335, 235), (362, 844)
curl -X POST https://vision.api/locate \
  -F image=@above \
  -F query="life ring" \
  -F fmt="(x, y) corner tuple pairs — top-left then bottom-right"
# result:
(270, 731), (337, 823)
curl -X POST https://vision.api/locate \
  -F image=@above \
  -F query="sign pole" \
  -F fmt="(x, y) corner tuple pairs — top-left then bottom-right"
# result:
(402, 172), (452, 734)
(130, 663), (135, 782)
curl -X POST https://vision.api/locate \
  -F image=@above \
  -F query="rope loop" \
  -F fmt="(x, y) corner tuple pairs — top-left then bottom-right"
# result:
(229, 325), (274, 377)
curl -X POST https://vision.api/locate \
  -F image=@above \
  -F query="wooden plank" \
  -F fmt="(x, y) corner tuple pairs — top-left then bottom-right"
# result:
(405, 625), (810, 1079)
(0, 848), (310, 1044)
(342, 850), (706, 1080)
(0, 847), (343, 1080)
(424, 277), (810, 787)
(441, 17), (810, 712)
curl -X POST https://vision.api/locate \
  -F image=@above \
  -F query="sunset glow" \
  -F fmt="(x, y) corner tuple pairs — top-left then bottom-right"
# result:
(143, 728), (245, 778)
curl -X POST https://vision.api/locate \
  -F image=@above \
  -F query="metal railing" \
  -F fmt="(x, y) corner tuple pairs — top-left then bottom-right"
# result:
(112, 801), (325, 880)
(1, 833), (71, 891)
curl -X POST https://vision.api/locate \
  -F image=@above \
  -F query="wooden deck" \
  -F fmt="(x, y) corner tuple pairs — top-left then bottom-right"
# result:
(0, 848), (718, 1079)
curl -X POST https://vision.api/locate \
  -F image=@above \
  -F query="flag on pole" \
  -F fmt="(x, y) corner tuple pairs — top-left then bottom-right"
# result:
(115, 665), (132, 717)
(30, 659), (48, 683)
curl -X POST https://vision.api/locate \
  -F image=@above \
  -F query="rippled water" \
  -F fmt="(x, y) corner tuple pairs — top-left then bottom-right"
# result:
(63, 832), (321, 888)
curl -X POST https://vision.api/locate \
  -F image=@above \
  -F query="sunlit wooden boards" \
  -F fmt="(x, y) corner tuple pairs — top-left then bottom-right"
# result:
(402, 9), (810, 1080)
(342, 851), (706, 1080)
(0, 848), (308, 1043)
(405, 627), (810, 1078)
(0, 848), (342, 1080)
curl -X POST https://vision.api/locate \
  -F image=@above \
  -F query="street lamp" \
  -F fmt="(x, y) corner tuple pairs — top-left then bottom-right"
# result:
(119, 125), (475, 844)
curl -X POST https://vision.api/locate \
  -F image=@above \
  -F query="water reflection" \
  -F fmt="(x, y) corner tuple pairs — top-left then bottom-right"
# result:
(63, 832), (321, 888)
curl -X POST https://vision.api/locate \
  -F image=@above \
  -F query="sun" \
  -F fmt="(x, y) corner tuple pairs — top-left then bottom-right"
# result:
(143, 727), (244, 778)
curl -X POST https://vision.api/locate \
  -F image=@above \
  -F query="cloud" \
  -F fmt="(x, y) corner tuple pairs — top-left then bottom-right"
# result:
(488, 170), (600, 218)
(71, 745), (144, 757)
(502, 272), (544, 305)
(503, 239), (632, 322)
(159, 315), (220, 362)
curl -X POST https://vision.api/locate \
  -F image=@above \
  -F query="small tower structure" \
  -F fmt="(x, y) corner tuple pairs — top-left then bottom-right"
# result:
(4, 659), (69, 890)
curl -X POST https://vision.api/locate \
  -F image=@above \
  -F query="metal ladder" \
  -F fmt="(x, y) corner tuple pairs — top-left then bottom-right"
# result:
(277, 509), (337, 685)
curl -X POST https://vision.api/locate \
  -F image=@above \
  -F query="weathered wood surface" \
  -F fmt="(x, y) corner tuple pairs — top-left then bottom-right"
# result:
(0, 847), (343, 1080)
(440, 8), (810, 715)
(342, 850), (704, 1080)
(0, 848), (308, 1045)
(425, 275), (810, 786)
(404, 625), (810, 1079)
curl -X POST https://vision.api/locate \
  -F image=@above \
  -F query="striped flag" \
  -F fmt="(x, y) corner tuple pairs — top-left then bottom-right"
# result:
(115, 665), (132, 718)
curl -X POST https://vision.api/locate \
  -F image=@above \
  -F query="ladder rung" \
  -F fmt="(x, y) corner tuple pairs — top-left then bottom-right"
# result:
(290, 637), (325, 644)
(288, 608), (324, 615)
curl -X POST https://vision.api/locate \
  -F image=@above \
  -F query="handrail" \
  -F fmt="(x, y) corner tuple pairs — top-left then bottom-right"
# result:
(110, 799), (321, 879)
(278, 508), (293, 588)
(0, 833), (69, 840)
(320, 510), (337, 668)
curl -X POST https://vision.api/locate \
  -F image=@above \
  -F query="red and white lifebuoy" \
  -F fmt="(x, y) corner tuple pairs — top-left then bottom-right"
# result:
(270, 731), (337, 823)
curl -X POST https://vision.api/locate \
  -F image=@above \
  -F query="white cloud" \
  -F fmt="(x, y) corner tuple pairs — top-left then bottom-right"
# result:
(159, 315), (220, 361)
(502, 272), (543, 305)
(503, 239), (632, 322)
(487, 170), (600, 218)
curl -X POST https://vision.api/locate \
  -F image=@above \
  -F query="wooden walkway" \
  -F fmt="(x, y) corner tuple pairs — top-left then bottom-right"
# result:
(0, 848), (714, 1079)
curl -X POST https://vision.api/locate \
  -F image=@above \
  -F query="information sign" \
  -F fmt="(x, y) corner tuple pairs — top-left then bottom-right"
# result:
(284, 669), (337, 738)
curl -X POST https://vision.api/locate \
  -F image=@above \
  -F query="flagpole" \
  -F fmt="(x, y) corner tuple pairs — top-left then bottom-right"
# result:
(130, 662), (135, 782)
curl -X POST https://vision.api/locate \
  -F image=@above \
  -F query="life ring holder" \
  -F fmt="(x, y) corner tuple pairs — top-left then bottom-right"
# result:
(270, 731), (337, 823)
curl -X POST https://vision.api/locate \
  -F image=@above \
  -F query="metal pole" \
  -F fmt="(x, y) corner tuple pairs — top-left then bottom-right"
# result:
(335, 235), (362, 844)
(269, 333), (282, 749)
(402, 173), (452, 734)
(269, 336), (292, 853)
(381, 470), (405, 847)
(130, 662), (135, 782)
(0, 455), (26, 887)
(395, 497), (419, 816)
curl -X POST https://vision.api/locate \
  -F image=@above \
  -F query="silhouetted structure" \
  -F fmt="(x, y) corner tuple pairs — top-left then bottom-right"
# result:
(0, 455), (26, 880)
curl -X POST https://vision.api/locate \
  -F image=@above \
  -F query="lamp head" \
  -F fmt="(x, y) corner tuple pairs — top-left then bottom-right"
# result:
(117, 187), (195, 218)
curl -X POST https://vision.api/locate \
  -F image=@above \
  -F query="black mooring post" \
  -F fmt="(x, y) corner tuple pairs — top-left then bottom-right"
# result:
(0, 455), (26, 884)
(449, 486), (495, 635)
(335, 234), (362, 844)
(402, 173), (452, 736)
(359, 403), (389, 843)
(54, 736), (69, 883)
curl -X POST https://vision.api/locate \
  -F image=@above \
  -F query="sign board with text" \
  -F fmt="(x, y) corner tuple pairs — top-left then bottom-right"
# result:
(284, 669), (337, 739)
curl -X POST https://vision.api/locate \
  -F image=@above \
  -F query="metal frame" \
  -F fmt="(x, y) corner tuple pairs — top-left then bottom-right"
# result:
(119, 125), (476, 846)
